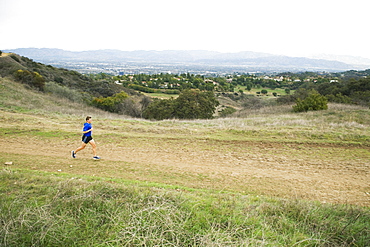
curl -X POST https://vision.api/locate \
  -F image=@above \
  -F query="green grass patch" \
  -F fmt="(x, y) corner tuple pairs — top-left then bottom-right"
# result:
(1, 169), (369, 246)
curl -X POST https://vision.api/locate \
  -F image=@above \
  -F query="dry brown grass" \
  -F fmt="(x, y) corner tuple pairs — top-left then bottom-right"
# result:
(0, 52), (11, 57)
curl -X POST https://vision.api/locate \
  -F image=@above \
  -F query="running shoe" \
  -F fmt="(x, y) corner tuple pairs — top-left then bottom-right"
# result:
(71, 150), (76, 158)
(93, 156), (101, 160)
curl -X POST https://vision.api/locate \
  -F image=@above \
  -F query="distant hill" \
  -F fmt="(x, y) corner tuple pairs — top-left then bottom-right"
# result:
(4, 48), (366, 72)
(309, 54), (370, 67)
(3, 48), (271, 63)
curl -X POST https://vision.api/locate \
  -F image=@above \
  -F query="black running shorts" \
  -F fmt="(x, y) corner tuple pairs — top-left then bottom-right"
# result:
(82, 135), (93, 144)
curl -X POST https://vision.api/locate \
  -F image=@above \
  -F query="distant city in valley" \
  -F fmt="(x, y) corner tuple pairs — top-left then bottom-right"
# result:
(4, 48), (370, 76)
(43, 61), (274, 76)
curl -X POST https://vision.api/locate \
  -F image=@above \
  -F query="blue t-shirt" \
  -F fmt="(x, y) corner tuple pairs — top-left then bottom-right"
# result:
(83, 122), (92, 137)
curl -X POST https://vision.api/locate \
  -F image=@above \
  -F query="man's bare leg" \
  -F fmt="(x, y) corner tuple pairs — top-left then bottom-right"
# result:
(89, 140), (97, 157)
(75, 142), (87, 154)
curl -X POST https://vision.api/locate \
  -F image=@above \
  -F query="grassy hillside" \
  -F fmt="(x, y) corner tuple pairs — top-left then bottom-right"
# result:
(0, 76), (119, 117)
(1, 66), (370, 245)
(0, 53), (89, 88)
(1, 82), (370, 246)
(1, 169), (369, 246)
(0, 53), (143, 99)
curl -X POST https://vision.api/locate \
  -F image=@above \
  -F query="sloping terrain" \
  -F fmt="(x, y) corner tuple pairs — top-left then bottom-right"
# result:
(1, 55), (369, 206)
(1, 108), (369, 206)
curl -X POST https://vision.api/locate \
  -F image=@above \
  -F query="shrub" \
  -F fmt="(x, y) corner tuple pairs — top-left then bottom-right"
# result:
(143, 98), (176, 120)
(13, 69), (45, 90)
(219, 106), (237, 117)
(143, 89), (219, 120)
(293, 90), (328, 112)
(10, 54), (20, 62)
(54, 77), (64, 83)
(174, 89), (219, 119)
(326, 93), (353, 104)
(350, 91), (370, 107)
(92, 91), (129, 112)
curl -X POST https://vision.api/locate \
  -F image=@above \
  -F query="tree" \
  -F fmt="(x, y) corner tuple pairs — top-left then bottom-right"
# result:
(174, 89), (219, 119)
(143, 89), (219, 120)
(293, 90), (328, 112)
(142, 98), (176, 120)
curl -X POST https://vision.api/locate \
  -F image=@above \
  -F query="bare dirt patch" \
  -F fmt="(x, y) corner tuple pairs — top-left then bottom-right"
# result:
(1, 134), (369, 206)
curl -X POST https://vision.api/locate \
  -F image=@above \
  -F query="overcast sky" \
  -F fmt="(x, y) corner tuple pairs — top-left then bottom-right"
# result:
(1, 0), (369, 59)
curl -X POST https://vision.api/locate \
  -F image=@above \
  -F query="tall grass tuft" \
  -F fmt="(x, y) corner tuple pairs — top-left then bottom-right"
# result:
(1, 169), (369, 246)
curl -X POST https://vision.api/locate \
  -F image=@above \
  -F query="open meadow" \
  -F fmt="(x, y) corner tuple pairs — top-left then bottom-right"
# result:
(1, 78), (370, 246)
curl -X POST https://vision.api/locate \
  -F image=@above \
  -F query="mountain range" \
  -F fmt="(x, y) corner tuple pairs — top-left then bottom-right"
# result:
(4, 48), (370, 72)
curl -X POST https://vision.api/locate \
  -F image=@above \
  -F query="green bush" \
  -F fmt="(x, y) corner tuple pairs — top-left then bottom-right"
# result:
(293, 91), (328, 112)
(326, 93), (353, 104)
(13, 69), (45, 90)
(142, 98), (176, 120)
(350, 91), (370, 107)
(92, 91), (129, 112)
(143, 89), (219, 120)
(219, 106), (237, 117)
(10, 54), (20, 63)
(174, 89), (219, 119)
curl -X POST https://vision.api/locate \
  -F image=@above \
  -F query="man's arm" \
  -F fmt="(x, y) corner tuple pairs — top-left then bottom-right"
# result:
(82, 127), (93, 133)
(82, 128), (92, 134)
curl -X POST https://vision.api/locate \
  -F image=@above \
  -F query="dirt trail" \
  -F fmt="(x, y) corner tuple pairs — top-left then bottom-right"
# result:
(1, 136), (369, 206)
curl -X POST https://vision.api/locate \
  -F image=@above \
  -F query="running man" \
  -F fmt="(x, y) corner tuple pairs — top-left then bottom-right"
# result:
(71, 116), (100, 160)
